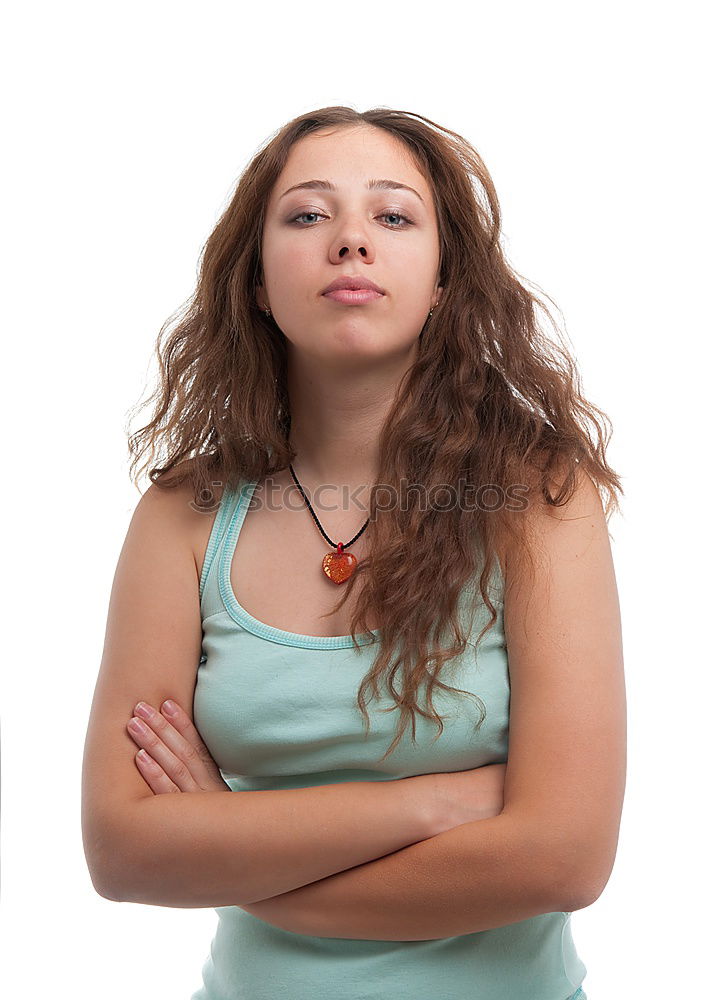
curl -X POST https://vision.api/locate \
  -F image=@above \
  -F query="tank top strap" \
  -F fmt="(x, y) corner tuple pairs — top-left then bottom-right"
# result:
(199, 479), (248, 619)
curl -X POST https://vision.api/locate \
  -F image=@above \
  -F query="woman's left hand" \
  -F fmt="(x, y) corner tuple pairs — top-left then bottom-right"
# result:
(126, 699), (232, 795)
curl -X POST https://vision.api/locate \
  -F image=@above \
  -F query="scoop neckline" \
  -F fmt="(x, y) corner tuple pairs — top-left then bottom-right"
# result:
(218, 479), (382, 650)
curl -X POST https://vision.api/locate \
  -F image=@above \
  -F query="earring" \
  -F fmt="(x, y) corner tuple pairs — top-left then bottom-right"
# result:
(264, 306), (271, 317)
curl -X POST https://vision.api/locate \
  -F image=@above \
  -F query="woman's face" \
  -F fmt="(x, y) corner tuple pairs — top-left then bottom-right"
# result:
(258, 125), (443, 371)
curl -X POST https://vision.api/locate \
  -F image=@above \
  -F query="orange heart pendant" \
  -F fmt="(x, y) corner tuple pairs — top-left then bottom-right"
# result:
(322, 543), (358, 585)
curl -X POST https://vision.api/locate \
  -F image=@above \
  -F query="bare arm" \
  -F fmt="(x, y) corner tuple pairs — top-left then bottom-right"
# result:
(110, 761), (506, 906)
(83, 480), (441, 907)
(108, 777), (438, 906)
(113, 701), (509, 911)
(111, 756), (505, 907)
(237, 812), (585, 940)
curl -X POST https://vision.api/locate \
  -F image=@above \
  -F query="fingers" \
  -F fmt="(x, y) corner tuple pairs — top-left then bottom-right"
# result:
(127, 704), (199, 792)
(159, 700), (209, 759)
(135, 748), (181, 795)
(160, 700), (226, 779)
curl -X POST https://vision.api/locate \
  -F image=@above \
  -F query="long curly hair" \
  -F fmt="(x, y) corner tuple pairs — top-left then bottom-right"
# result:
(127, 105), (622, 762)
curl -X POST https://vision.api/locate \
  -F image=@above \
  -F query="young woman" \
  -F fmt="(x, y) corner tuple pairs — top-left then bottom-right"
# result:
(81, 105), (625, 1000)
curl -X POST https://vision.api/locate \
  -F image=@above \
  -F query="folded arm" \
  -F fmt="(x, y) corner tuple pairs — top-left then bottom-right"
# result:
(82, 480), (440, 908)
(102, 778), (436, 907)
(236, 811), (588, 941)
(239, 467), (627, 941)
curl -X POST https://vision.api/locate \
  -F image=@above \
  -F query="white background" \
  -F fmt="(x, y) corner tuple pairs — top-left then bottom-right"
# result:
(2, 1), (715, 997)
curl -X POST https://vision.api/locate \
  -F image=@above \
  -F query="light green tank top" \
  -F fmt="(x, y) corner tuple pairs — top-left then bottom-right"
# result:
(191, 478), (588, 1000)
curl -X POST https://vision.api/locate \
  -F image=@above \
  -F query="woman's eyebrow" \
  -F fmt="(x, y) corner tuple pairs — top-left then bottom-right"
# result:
(279, 178), (424, 204)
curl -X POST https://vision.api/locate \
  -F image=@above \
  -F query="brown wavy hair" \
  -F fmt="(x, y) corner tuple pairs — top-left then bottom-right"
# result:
(127, 105), (622, 762)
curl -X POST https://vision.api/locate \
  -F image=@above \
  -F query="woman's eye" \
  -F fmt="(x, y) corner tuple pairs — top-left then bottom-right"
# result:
(292, 211), (323, 225)
(382, 211), (413, 227)
(289, 210), (414, 228)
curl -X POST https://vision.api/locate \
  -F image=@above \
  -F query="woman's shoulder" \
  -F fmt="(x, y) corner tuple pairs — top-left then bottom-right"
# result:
(146, 460), (228, 584)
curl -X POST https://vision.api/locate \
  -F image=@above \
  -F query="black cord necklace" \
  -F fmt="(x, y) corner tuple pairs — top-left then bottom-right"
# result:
(289, 463), (370, 585)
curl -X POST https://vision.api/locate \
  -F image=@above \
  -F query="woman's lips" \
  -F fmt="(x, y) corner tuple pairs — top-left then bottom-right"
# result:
(323, 289), (384, 304)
